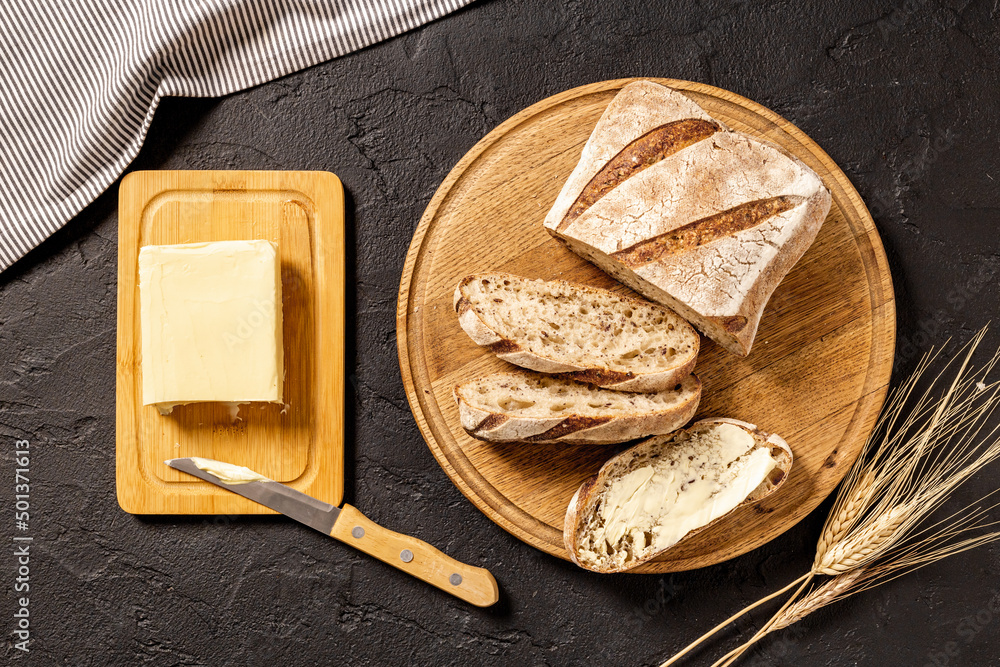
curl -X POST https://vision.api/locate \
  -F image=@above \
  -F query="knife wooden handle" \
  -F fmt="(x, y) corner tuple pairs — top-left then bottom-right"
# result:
(330, 504), (499, 607)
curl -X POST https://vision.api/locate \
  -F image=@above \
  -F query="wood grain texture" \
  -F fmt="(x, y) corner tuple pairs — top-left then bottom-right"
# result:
(117, 170), (345, 515)
(396, 78), (896, 573)
(330, 504), (500, 607)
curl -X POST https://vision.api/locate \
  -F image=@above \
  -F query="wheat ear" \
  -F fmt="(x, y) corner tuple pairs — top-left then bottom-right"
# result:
(770, 569), (865, 630)
(813, 471), (876, 569)
(814, 504), (910, 574)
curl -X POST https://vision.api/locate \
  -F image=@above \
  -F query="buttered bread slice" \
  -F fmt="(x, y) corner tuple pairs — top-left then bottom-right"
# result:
(543, 80), (832, 356)
(454, 273), (699, 392)
(455, 371), (701, 444)
(564, 418), (792, 572)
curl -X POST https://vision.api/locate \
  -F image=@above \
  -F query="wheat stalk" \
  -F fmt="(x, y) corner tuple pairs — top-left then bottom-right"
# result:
(706, 570), (869, 667)
(660, 328), (1000, 667)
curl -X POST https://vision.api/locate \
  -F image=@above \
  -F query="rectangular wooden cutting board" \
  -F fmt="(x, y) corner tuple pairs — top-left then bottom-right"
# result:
(116, 170), (345, 514)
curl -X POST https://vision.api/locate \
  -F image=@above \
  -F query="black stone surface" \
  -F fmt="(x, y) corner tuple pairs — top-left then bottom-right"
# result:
(2, 1), (1000, 665)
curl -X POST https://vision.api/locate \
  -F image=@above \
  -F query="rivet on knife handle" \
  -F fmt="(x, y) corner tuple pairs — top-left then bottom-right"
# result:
(330, 504), (499, 607)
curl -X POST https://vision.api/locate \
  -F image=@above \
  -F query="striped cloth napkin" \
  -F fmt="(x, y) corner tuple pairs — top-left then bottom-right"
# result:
(0, 0), (471, 272)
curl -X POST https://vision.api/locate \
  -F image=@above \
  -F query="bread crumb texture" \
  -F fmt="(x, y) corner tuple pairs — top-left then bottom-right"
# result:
(462, 274), (695, 373)
(458, 372), (698, 418)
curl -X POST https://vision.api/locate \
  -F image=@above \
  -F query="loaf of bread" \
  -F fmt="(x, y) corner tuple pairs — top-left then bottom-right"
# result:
(564, 418), (792, 572)
(543, 80), (832, 356)
(454, 371), (701, 444)
(454, 273), (699, 392)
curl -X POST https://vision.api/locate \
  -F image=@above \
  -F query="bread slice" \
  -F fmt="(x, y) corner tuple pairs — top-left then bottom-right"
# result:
(543, 80), (832, 356)
(564, 418), (792, 572)
(454, 273), (699, 392)
(454, 371), (701, 444)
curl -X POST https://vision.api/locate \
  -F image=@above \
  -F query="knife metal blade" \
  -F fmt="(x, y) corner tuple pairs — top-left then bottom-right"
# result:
(165, 457), (341, 534)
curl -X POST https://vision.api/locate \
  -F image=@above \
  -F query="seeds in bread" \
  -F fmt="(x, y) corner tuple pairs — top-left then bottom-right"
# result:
(454, 273), (699, 392)
(564, 418), (792, 572)
(454, 371), (701, 444)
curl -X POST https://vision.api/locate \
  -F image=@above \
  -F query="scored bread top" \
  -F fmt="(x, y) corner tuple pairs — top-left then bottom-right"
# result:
(454, 273), (699, 392)
(546, 81), (719, 228)
(564, 418), (792, 572)
(543, 80), (832, 356)
(454, 371), (701, 445)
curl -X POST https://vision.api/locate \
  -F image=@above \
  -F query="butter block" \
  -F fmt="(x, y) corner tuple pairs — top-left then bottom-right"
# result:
(139, 240), (283, 415)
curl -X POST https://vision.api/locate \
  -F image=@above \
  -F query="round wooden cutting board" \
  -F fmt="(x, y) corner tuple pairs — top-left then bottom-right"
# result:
(397, 78), (895, 573)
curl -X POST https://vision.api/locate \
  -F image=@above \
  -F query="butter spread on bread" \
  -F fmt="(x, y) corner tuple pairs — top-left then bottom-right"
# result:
(544, 80), (832, 356)
(454, 273), (699, 392)
(564, 418), (792, 572)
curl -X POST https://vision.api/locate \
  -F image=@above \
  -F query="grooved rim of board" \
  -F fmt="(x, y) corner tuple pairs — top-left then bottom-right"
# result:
(397, 78), (896, 572)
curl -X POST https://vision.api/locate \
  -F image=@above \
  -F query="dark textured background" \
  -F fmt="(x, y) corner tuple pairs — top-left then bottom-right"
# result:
(3, 1), (1000, 665)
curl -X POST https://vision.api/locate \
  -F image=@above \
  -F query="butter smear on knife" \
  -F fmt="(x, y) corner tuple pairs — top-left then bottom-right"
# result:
(189, 458), (270, 484)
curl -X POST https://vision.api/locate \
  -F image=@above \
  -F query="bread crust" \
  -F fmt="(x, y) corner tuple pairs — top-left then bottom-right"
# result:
(454, 373), (702, 445)
(543, 80), (833, 356)
(563, 418), (793, 572)
(556, 118), (721, 232)
(545, 80), (718, 226)
(454, 273), (700, 391)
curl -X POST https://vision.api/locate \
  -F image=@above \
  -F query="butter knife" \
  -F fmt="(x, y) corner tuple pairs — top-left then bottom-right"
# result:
(165, 457), (499, 607)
